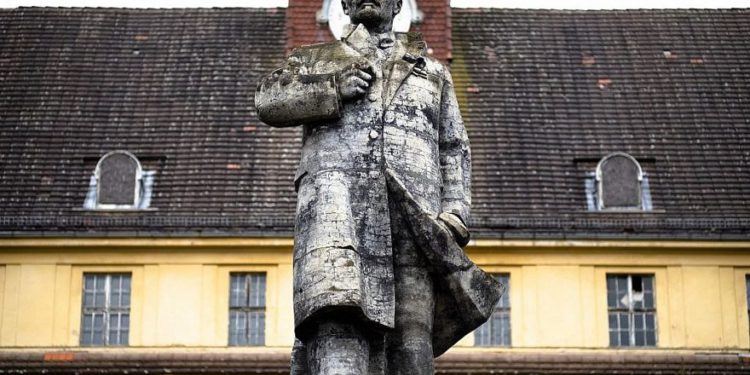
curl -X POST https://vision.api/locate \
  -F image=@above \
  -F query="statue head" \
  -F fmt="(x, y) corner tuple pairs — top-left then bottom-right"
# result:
(341, 0), (403, 33)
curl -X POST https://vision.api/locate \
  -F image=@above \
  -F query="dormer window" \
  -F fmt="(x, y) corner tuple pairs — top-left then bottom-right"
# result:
(584, 153), (652, 211)
(83, 151), (154, 210)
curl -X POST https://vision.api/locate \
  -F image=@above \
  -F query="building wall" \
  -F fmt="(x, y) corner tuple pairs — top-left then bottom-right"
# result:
(468, 242), (750, 349)
(0, 239), (748, 351)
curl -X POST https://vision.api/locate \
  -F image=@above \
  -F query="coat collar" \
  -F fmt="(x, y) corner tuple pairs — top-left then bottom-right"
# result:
(341, 23), (426, 57)
(341, 23), (370, 54)
(385, 31), (428, 107)
(341, 23), (429, 108)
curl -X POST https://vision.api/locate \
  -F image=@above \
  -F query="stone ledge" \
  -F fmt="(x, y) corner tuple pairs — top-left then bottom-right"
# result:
(0, 349), (748, 374)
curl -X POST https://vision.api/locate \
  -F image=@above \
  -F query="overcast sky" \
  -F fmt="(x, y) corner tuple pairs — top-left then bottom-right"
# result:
(2, 0), (749, 9)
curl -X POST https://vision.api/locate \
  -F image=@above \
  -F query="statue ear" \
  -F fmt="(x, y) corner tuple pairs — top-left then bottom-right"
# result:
(394, 0), (402, 16)
(341, 0), (349, 15)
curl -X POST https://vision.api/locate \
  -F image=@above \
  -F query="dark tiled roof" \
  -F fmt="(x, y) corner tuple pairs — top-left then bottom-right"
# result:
(453, 8), (750, 239)
(0, 7), (749, 239)
(0, 7), (300, 233)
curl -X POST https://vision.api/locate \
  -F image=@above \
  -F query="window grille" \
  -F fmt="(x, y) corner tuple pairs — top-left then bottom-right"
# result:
(80, 273), (131, 346)
(474, 274), (510, 346)
(229, 273), (266, 346)
(607, 274), (657, 347)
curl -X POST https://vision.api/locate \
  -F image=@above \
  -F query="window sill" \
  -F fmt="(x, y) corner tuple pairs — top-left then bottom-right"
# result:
(582, 209), (666, 214)
(72, 207), (159, 212)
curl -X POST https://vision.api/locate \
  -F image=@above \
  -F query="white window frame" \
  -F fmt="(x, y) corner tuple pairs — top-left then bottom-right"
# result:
(228, 272), (267, 346)
(80, 272), (132, 347)
(606, 273), (657, 347)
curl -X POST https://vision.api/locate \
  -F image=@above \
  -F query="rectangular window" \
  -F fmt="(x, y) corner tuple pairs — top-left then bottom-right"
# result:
(229, 272), (266, 346)
(607, 274), (656, 347)
(474, 274), (510, 346)
(80, 273), (131, 346)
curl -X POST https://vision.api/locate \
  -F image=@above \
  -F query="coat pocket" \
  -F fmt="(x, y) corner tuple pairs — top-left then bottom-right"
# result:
(294, 169), (358, 260)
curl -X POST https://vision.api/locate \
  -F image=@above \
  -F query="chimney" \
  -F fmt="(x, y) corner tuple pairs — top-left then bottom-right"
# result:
(286, 0), (452, 62)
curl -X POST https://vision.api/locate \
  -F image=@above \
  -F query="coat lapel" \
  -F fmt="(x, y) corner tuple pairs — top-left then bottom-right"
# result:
(341, 23), (372, 60)
(384, 32), (427, 108)
(341, 24), (428, 108)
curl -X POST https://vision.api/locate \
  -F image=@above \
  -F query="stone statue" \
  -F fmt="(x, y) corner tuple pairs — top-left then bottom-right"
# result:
(255, 0), (503, 373)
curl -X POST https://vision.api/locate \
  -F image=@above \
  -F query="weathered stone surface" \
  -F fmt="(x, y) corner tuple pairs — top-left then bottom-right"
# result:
(255, 1), (503, 373)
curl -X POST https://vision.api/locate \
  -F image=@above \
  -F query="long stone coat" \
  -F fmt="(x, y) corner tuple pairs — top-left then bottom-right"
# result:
(255, 24), (471, 350)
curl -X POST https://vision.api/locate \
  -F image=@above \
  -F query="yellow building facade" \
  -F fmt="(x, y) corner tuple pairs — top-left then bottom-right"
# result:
(2, 238), (749, 355)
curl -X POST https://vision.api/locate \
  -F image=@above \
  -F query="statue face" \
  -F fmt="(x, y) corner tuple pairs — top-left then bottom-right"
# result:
(342, 0), (402, 31)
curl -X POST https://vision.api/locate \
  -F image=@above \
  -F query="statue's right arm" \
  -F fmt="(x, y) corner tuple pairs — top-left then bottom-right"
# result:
(254, 48), (342, 127)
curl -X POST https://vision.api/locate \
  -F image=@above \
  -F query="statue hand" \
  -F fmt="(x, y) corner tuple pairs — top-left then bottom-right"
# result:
(337, 63), (374, 102)
(438, 212), (470, 247)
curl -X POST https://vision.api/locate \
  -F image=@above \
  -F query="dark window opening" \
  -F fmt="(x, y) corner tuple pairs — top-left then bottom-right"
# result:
(632, 276), (643, 292)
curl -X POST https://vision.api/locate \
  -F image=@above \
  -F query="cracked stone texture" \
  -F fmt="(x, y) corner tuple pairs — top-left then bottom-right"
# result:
(256, 22), (502, 374)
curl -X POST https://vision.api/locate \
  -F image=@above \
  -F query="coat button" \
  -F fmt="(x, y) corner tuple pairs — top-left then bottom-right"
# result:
(384, 112), (395, 123)
(367, 93), (378, 102)
(369, 130), (379, 139)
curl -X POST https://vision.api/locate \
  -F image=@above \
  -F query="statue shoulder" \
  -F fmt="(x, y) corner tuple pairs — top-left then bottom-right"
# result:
(423, 56), (446, 72)
(417, 56), (453, 83)
(396, 31), (451, 81)
(289, 41), (344, 60)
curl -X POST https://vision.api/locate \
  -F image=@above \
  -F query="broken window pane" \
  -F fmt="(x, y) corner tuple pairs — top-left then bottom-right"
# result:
(475, 274), (511, 347)
(228, 273), (266, 346)
(80, 273), (131, 346)
(632, 276), (643, 291)
(606, 274), (657, 347)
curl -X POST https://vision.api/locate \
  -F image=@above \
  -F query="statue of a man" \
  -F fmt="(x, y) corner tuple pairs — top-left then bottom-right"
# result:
(256, 1), (501, 373)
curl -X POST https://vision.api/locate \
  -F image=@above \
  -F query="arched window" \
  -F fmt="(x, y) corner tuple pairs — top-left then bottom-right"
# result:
(96, 151), (142, 208)
(596, 153), (643, 210)
(83, 151), (154, 210)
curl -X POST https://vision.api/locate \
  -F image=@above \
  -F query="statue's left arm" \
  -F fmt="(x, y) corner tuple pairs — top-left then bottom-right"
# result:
(254, 48), (343, 127)
(438, 69), (472, 243)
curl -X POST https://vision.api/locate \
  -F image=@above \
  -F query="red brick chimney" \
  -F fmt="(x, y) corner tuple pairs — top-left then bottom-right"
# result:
(286, 0), (452, 62)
